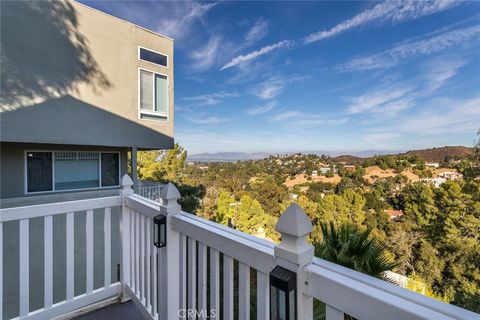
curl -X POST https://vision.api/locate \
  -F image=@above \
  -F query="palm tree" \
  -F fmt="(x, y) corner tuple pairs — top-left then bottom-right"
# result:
(315, 222), (397, 281)
(313, 222), (397, 320)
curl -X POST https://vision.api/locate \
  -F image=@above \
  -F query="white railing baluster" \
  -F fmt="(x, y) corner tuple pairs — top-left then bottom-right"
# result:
(151, 225), (158, 317)
(198, 243), (207, 319)
(256, 272), (269, 320)
(326, 305), (344, 320)
(86, 209), (94, 294)
(104, 207), (111, 288)
(239, 263), (250, 320)
(44, 215), (53, 308)
(66, 212), (74, 301)
(135, 211), (140, 295)
(179, 234), (187, 312)
(209, 248), (220, 318)
(140, 214), (145, 302)
(19, 219), (29, 317)
(223, 255), (234, 320)
(187, 238), (197, 313)
(146, 217), (151, 311)
(130, 208), (135, 291)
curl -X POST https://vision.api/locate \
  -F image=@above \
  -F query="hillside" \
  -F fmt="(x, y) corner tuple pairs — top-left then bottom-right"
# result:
(402, 146), (473, 162)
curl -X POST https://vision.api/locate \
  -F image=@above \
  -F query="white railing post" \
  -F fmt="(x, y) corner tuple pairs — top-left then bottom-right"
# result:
(120, 174), (134, 302)
(159, 182), (182, 319)
(274, 203), (314, 320)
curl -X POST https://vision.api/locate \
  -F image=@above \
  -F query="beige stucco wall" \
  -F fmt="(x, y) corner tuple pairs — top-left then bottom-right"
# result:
(1, 0), (174, 149)
(72, 0), (174, 137)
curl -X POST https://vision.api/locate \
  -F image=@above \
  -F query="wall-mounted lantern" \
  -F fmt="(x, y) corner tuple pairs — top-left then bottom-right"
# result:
(153, 214), (166, 248)
(270, 266), (296, 320)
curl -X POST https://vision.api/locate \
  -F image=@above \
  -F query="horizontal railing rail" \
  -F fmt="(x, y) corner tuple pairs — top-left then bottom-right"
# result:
(306, 258), (479, 320)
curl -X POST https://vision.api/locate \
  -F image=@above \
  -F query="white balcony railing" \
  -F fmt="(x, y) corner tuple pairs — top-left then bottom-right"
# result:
(0, 175), (478, 320)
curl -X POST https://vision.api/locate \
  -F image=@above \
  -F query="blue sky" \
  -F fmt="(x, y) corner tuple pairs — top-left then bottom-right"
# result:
(83, 1), (480, 154)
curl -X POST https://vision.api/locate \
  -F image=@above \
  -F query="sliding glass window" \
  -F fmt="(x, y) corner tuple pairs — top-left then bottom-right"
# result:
(25, 151), (120, 193)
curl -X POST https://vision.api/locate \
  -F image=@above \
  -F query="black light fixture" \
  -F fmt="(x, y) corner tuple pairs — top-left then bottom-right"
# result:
(153, 214), (166, 248)
(270, 266), (297, 320)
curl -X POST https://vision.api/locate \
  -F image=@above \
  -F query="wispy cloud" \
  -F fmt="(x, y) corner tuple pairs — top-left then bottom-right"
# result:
(220, 40), (294, 70)
(246, 100), (277, 115)
(304, 0), (461, 44)
(400, 96), (480, 134)
(251, 76), (305, 100)
(338, 25), (480, 72)
(188, 115), (230, 125)
(269, 110), (348, 126)
(157, 2), (217, 40)
(183, 91), (239, 106)
(422, 57), (468, 93)
(365, 132), (400, 143)
(270, 110), (302, 121)
(245, 19), (269, 44)
(346, 85), (414, 114)
(190, 36), (222, 71)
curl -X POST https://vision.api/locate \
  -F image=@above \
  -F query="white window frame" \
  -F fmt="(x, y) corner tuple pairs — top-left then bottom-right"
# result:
(24, 150), (121, 195)
(138, 45), (169, 68)
(138, 67), (169, 121)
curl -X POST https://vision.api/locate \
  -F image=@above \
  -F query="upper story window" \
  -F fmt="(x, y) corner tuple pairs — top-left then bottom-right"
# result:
(139, 47), (167, 67)
(26, 151), (120, 193)
(139, 68), (168, 121)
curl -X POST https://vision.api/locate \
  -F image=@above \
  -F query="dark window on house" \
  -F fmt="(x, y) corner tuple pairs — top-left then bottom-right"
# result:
(139, 48), (167, 67)
(101, 153), (119, 187)
(27, 152), (52, 192)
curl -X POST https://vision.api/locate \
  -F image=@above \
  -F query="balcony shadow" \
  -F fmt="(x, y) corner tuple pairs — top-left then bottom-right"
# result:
(0, 0), (111, 108)
(1, 95), (173, 149)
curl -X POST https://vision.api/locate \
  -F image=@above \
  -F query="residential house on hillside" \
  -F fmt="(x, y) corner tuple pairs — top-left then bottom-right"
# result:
(385, 209), (403, 221)
(439, 171), (463, 180)
(426, 162), (440, 168)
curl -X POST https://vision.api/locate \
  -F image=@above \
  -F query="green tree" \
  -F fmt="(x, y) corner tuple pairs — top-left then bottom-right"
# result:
(236, 195), (269, 234)
(216, 191), (235, 225)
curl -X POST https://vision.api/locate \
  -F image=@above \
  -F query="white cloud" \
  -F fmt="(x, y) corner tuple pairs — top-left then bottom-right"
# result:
(190, 36), (222, 71)
(183, 91), (239, 106)
(246, 100), (277, 115)
(245, 19), (269, 44)
(188, 116), (230, 125)
(304, 0), (461, 44)
(338, 25), (480, 72)
(270, 111), (302, 121)
(400, 97), (480, 134)
(157, 2), (217, 40)
(220, 40), (293, 70)
(251, 76), (305, 100)
(422, 57), (468, 93)
(252, 79), (285, 100)
(347, 85), (414, 114)
(365, 132), (400, 143)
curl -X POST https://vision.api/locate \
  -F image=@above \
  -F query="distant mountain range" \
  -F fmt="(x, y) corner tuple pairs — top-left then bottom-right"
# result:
(187, 146), (473, 162)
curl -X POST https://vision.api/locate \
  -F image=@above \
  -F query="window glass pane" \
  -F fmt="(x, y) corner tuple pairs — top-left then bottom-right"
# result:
(155, 74), (168, 114)
(139, 48), (167, 67)
(27, 152), (52, 192)
(54, 152), (99, 190)
(101, 153), (119, 187)
(140, 70), (153, 111)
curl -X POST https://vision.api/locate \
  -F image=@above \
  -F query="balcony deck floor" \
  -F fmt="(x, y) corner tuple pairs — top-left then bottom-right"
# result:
(73, 301), (143, 320)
